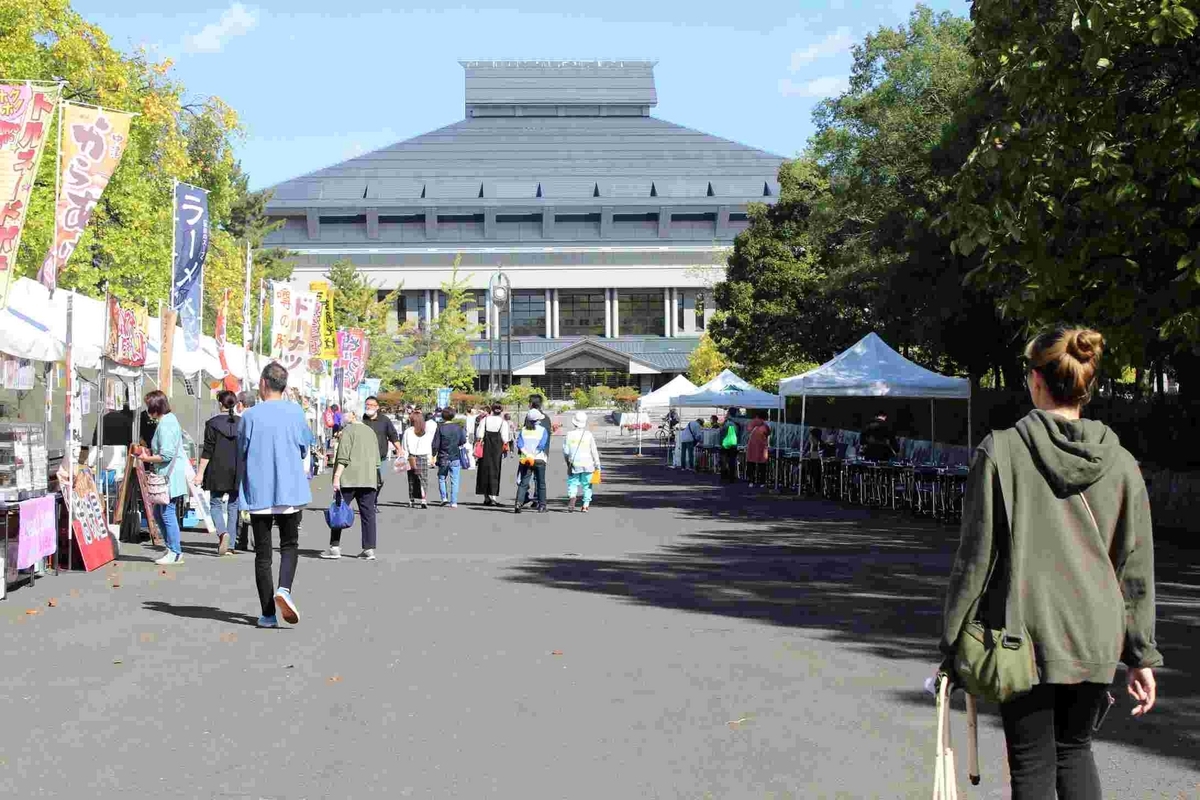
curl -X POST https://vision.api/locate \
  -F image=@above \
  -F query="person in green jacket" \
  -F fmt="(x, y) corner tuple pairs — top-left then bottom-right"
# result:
(321, 415), (381, 561)
(940, 326), (1161, 799)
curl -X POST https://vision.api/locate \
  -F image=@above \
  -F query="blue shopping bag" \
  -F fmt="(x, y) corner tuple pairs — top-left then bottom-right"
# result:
(459, 443), (472, 469)
(324, 493), (355, 529)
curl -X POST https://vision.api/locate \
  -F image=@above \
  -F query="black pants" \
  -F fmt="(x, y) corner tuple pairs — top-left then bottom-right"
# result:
(720, 448), (738, 482)
(748, 461), (768, 485)
(516, 462), (547, 508)
(251, 512), (300, 619)
(407, 467), (427, 502)
(329, 487), (377, 550)
(1000, 682), (1108, 799)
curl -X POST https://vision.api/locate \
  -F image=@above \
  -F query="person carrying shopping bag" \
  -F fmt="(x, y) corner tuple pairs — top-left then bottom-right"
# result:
(939, 326), (1160, 799)
(320, 414), (380, 561)
(562, 411), (601, 513)
(138, 390), (188, 565)
(431, 408), (467, 508)
(513, 410), (549, 513)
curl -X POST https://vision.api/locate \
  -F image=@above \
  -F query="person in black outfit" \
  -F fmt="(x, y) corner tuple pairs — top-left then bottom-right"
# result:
(193, 390), (242, 556)
(361, 395), (399, 491)
(860, 411), (898, 462)
(718, 407), (740, 483)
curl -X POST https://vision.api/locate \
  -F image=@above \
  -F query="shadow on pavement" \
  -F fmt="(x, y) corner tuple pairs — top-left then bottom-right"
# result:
(142, 600), (259, 626)
(505, 445), (1200, 769)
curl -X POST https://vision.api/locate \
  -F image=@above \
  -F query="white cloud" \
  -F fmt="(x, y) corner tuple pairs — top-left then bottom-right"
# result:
(788, 27), (854, 72)
(182, 4), (258, 54)
(778, 75), (850, 98)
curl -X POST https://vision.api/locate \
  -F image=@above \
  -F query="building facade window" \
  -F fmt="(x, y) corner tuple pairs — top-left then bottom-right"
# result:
(500, 290), (547, 337)
(618, 291), (665, 337)
(695, 292), (706, 331)
(676, 292), (685, 333)
(559, 292), (606, 337)
(461, 290), (484, 333)
(531, 369), (631, 400)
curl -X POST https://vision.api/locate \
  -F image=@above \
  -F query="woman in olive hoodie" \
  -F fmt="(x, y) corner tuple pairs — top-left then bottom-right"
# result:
(941, 327), (1161, 799)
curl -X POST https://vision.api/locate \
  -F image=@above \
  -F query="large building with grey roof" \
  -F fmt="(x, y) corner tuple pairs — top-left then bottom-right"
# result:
(264, 60), (783, 398)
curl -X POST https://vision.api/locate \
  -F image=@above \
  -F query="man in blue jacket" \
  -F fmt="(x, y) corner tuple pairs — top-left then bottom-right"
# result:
(239, 362), (312, 629)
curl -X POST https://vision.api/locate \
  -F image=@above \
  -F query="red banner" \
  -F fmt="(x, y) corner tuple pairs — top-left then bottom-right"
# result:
(337, 328), (369, 390)
(105, 296), (148, 367)
(0, 83), (61, 301)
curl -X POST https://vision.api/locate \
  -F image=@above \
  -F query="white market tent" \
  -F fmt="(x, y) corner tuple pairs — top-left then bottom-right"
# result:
(638, 374), (697, 410)
(670, 384), (781, 409)
(695, 368), (752, 394)
(778, 332), (972, 492)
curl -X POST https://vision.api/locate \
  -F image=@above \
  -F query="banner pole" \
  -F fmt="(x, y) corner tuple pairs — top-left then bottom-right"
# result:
(167, 179), (177, 399)
(64, 293), (73, 572)
(242, 241), (252, 385)
(196, 262), (204, 444)
(98, 285), (109, 515)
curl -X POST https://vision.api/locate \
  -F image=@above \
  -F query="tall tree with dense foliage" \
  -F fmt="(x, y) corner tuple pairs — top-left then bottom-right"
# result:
(402, 262), (480, 401)
(0, 0), (279, 343)
(326, 258), (407, 387)
(945, 0), (1200, 393)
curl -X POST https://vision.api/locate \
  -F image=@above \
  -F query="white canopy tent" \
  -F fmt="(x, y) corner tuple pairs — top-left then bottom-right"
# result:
(694, 369), (753, 394)
(670, 384), (781, 409)
(637, 374), (697, 410)
(778, 332), (972, 493)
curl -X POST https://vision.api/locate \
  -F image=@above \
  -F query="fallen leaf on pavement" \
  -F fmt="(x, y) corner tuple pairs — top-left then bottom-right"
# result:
(46, 598), (57, 607)
(285, 664), (295, 669)
(551, 650), (564, 656)
(219, 632), (237, 643)
(113, 659), (123, 665)
(24, 609), (38, 615)
(327, 675), (342, 684)
(69, 589), (80, 598)
(140, 633), (155, 643)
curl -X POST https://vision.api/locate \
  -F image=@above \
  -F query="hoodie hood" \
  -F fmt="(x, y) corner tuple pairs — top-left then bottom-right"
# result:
(1014, 409), (1120, 495)
(210, 413), (239, 440)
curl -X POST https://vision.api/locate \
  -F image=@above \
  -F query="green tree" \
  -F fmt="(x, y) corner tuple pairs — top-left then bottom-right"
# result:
(944, 0), (1200, 393)
(401, 261), (480, 400)
(687, 333), (730, 384)
(326, 258), (408, 387)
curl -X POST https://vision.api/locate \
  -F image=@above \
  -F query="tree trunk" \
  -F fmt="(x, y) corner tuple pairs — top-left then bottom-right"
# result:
(1134, 367), (1144, 400)
(1154, 360), (1164, 398)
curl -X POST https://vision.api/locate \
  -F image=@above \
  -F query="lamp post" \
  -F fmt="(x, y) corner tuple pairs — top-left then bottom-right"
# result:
(489, 272), (512, 393)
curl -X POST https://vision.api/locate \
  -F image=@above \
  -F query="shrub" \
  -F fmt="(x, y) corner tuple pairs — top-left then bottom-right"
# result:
(613, 386), (640, 411)
(589, 386), (615, 407)
(571, 387), (590, 408)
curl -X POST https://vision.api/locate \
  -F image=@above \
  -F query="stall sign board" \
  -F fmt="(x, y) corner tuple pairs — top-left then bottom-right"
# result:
(16, 494), (56, 569)
(70, 466), (117, 571)
(131, 459), (163, 546)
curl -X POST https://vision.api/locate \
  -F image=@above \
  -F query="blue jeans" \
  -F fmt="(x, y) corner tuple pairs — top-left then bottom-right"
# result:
(209, 492), (238, 541)
(438, 461), (461, 504)
(153, 501), (182, 555)
(681, 441), (696, 470)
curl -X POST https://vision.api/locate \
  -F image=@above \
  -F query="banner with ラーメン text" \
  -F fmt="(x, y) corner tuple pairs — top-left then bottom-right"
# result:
(0, 82), (61, 303)
(172, 181), (209, 353)
(37, 102), (133, 293)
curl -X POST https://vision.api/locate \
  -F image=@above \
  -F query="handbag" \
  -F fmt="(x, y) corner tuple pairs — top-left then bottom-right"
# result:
(324, 492), (355, 529)
(473, 440), (484, 459)
(721, 423), (738, 449)
(459, 443), (471, 469)
(144, 439), (183, 506)
(590, 469), (601, 485)
(951, 429), (1037, 705)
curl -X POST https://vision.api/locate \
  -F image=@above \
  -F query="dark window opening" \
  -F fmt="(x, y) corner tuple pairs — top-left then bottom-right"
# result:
(318, 214), (366, 225)
(555, 213), (601, 223)
(420, 185), (426, 198)
(536, 183), (543, 198)
(706, 182), (715, 197)
(729, 212), (749, 222)
(676, 293), (685, 333)
(499, 290), (547, 337)
(763, 182), (772, 197)
(478, 184), (485, 198)
(696, 292), (707, 331)
(379, 214), (425, 224)
(650, 182), (658, 197)
(559, 292), (607, 337)
(496, 213), (543, 223)
(593, 183), (600, 197)
(438, 214), (485, 224)
(672, 212), (717, 223)
(613, 212), (658, 223)
(618, 291), (665, 336)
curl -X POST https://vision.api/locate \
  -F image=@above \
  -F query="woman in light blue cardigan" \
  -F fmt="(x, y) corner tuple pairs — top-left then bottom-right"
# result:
(138, 390), (189, 565)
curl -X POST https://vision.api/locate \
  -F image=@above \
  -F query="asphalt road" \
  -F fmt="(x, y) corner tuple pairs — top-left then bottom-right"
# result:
(1, 439), (1196, 798)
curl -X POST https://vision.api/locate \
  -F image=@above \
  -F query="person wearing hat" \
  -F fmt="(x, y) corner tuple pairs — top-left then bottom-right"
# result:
(513, 409), (550, 513)
(562, 411), (601, 512)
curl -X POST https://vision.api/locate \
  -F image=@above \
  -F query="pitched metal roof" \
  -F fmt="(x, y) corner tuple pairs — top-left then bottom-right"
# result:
(268, 115), (782, 211)
(456, 336), (698, 373)
(462, 60), (657, 108)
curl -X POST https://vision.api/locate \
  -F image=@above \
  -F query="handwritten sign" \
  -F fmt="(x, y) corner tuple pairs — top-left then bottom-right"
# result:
(309, 281), (338, 359)
(0, 83), (61, 297)
(105, 296), (148, 367)
(16, 494), (56, 569)
(70, 466), (116, 571)
(336, 328), (370, 391)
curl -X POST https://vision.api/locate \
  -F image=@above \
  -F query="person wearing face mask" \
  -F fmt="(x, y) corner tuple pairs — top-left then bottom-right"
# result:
(361, 395), (399, 494)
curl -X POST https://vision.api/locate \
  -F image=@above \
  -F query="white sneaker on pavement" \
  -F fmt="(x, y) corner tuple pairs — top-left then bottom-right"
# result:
(274, 588), (299, 624)
(319, 546), (341, 559)
(155, 551), (182, 566)
(359, 549), (376, 561)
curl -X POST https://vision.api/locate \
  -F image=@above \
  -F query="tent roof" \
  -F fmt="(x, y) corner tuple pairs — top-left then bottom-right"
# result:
(671, 385), (780, 408)
(779, 332), (970, 399)
(638, 374), (696, 407)
(694, 368), (752, 393)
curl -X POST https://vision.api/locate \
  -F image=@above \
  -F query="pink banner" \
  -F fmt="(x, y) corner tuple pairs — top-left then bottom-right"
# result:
(17, 494), (56, 569)
(337, 328), (369, 390)
(0, 83), (61, 300)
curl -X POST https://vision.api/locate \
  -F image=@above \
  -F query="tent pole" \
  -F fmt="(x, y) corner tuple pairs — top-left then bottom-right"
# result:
(636, 399), (642, 457)
(774, 395), (781, 493)
(797, 394), (806, 496)
(930, 399), (936, 465)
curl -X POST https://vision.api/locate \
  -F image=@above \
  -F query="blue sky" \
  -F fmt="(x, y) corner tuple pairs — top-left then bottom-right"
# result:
(75, 0), (970, 190)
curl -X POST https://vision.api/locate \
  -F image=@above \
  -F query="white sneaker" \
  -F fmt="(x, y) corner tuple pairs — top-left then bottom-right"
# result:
(319, 546), (342, 559)
(155, 551), (182, 566)
(274, 588), (299, 625)
(359, 549), (376, 561)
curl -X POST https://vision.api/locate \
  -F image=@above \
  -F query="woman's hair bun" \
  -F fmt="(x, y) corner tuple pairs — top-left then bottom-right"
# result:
(1067, 329), (1104, 363)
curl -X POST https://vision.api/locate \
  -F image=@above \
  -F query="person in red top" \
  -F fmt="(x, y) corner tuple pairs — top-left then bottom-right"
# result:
(745, 409), (771, 488)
